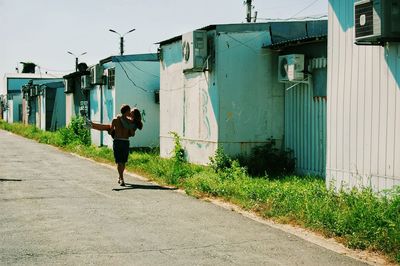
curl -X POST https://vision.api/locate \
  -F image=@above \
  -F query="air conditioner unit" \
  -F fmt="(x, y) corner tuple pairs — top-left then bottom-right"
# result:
(90, 64), (104, 85)
(182, 30), (208, 72)
(81, 75), (92, 90)
(278, 54), (305, 82)
(107, 68), (115, 89)
(32, 87), (39, 96)
(64, 78), (75, 93)
(355, 0), (400, 44)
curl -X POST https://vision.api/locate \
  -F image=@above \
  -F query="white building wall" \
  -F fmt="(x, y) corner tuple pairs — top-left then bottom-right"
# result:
(7, 99), (13, 123)
(65, 93), (74, 126)
(160, 39), (219, 164)
(327, 0), (400, 191)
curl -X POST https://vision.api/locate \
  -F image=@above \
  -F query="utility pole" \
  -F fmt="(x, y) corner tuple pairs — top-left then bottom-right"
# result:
(67, 51), (87, 72)
(109, 28), (136, 56)
(244, 0), (257, 23)
(245, 0), (252, 23)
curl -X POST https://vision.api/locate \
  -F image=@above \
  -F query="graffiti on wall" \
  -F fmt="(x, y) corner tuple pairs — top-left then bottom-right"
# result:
(201, 88), (211, 139)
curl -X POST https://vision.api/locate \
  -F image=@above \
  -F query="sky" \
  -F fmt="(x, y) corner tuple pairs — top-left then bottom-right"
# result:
(0, 0), (328, 93)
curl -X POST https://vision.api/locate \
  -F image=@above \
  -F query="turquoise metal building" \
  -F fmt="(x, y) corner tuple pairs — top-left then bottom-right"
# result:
(158, 21), (327, 172)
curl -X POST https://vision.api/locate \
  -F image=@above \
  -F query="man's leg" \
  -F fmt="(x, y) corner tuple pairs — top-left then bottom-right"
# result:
(117, 163), (126, 186)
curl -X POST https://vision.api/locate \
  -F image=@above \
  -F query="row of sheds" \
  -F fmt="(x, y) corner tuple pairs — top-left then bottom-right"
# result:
(2, 6), (399, 193)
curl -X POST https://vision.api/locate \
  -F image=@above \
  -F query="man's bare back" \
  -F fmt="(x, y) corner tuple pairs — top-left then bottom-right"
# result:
(111, 116), (133, 140)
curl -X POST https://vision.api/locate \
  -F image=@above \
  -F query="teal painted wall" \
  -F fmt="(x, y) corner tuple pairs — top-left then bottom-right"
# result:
(216, 31), (284, 156)
(285, 84), (327, 176)
(281, 42), (327, 176)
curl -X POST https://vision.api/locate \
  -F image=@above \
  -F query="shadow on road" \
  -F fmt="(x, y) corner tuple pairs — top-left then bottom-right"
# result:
(0, 178), (22, 182)
(112, 183), (177, 192)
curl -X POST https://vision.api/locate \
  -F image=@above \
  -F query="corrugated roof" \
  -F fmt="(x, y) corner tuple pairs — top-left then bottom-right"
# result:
(265, 20), (327, 49)
(157, 21), (326, 46)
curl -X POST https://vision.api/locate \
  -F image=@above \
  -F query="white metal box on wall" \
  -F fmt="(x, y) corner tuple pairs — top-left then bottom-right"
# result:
(278, 54), (305, 82)
(90, 64), (104, 85)
(354, 0), (400, 44)
(182, 30), (208, 72)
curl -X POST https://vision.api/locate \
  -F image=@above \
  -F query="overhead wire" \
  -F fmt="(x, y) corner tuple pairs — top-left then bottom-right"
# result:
(113, 56), (153, 93)
(290, 0), (322, 19)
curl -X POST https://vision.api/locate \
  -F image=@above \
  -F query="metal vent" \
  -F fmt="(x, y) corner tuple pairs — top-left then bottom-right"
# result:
(355, 1), (374, 38)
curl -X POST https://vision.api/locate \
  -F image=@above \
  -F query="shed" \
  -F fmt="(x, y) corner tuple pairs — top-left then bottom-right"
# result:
(3, 73), (63, 123)
(158, 20), (327, 166)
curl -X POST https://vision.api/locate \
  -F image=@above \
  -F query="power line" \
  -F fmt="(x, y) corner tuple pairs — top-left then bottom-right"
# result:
(113, 57), (153, 93)
(290, 0), (321, 19)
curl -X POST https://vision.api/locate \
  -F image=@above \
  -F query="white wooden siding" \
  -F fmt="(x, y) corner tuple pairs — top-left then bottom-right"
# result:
(327, 0), (400, 191)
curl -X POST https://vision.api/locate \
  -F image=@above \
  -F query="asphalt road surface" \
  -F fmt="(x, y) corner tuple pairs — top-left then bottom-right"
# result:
(0, 130), (367, 265)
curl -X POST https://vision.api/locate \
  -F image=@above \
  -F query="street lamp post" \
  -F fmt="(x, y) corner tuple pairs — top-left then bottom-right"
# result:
(67, 51), (87, 72)
(109, 28), (136, 56)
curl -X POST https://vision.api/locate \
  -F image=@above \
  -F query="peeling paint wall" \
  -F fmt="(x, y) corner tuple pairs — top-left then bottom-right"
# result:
(160, 29), (287, 164)
(160, 35), (219, 164)
(328, 0), (400, 191)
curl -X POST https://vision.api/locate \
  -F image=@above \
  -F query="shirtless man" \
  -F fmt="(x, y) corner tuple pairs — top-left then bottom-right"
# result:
(111, 104), (134, 186)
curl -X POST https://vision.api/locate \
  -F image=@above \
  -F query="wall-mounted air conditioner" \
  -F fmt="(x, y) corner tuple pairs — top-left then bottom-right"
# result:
(64, 79), (74, 93)
(90, 64), (104, 85)
(81, 75), (92, 90)
(182, 30), (208, 72)
(355, 0), (400, 45)
(107, 68), (115, 89)
(278, 54), (305, 82)
(32, 86), (39, 96)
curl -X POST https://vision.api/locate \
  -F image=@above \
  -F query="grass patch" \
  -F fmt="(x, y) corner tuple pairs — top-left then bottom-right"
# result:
(1, 120), (399, 263)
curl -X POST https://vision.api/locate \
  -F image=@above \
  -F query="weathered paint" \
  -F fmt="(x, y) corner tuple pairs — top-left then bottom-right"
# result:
(160, 27), (286, 164)
(327, 0), (400, 191)
(216, 31), (284, 156)
(160, 36), (220, 164)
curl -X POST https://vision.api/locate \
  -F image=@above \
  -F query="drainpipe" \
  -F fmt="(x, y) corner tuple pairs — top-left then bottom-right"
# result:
(100, 84), (104, 146)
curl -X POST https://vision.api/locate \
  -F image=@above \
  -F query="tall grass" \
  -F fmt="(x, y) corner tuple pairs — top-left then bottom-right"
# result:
(1, 120), (399, 263)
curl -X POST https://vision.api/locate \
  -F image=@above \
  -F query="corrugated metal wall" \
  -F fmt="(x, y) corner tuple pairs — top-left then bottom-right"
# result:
(327, 0), (400, 191)
(285, 84), (326, 176)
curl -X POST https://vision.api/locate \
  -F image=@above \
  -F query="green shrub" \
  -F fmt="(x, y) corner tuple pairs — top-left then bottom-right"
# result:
(209, 146), (232, 173)
(58, 116), (90, 146)
(238, 138), (295, 178)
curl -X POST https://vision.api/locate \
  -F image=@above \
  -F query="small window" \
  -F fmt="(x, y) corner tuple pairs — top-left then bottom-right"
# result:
(108, 68), (115, 89)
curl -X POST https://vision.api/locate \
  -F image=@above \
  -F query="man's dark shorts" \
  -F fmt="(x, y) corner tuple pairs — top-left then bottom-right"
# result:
(113, 139), (130, 163)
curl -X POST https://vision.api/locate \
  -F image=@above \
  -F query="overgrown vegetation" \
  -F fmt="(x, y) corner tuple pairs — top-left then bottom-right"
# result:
(237, 138), (296, 177)
(1, 120), (399, 263)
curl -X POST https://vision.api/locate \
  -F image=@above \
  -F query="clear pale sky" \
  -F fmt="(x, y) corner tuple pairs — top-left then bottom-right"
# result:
(0, 0), (328, 93)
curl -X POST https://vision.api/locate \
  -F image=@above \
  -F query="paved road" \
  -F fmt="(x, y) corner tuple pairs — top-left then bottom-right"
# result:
(0, 130), (367, 266)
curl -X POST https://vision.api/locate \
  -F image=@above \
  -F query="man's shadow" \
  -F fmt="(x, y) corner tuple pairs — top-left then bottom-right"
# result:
(112, 183), (177, 192)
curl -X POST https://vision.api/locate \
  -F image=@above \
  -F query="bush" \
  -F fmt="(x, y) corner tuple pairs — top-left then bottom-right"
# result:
(239, 138), (295, 178)
(58, 116), (90, 146)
